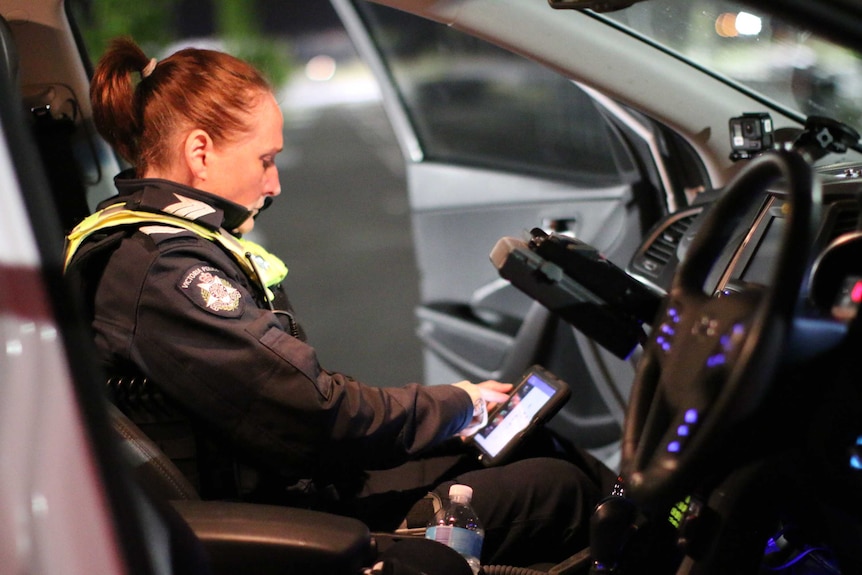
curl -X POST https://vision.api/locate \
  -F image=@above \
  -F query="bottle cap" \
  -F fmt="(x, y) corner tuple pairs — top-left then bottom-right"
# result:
(449, 484), (473, 500)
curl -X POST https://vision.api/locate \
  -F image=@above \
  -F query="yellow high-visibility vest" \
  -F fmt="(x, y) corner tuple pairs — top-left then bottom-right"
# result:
(64, 203), (288, 302)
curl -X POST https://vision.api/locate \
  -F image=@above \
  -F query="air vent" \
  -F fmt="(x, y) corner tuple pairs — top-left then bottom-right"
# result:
(628, 207), (704, 294)
(640, 210), (700, 269)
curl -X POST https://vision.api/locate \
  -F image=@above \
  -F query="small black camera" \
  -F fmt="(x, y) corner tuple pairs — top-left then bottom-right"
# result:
(729, 113), (774, 160)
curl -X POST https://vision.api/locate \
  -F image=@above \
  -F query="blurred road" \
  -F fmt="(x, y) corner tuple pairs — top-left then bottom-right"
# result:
(252, 89), (424, 388)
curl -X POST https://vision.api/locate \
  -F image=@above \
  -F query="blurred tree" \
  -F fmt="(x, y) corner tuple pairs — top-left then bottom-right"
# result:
(214, 0), (293, 86)
(72, 0), (293, 87)
(74, 0), (175, 58)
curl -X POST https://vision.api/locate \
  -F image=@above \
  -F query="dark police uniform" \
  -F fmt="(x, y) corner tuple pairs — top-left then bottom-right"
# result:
(65, 172), (614, 567)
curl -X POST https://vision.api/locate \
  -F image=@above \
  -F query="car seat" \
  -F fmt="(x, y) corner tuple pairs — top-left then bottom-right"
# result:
(107, 399), (376, 575)
(107, 400), (505, 575)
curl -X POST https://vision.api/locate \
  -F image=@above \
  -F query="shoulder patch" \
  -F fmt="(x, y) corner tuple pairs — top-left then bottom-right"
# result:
(178, 265), (244, 317)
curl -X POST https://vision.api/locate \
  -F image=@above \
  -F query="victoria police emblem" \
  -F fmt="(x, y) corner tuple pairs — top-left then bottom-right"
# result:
(179, 265), (244, 317)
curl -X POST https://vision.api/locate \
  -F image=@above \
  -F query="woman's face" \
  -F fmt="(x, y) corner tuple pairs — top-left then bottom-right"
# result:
(204, 93), (284, 233)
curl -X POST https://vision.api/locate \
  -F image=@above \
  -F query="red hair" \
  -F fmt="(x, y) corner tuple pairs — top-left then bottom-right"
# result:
(90, 37), (272, 175)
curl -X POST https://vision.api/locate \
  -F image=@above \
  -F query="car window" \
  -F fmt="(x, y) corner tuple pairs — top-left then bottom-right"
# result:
(354, 2), (636, 184)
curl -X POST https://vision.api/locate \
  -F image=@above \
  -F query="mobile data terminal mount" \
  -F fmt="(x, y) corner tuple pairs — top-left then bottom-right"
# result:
(490, 228), (661, 359)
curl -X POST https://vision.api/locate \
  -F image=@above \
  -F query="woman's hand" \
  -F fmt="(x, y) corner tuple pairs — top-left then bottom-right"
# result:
(452, 380), (513, 438)
(475, 380), (512, 414)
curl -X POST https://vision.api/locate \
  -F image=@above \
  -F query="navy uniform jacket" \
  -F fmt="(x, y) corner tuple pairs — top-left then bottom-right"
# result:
(65, 173), (472, 502)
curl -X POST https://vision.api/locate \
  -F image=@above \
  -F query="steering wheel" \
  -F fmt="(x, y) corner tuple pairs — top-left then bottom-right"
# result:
(621, 150), (820, 508)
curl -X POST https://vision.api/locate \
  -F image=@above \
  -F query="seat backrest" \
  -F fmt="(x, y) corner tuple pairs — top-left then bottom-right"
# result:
(106, 373), (205, 489)
(107, 401), (200, 501)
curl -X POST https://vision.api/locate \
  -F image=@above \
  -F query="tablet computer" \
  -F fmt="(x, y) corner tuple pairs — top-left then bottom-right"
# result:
(467, 365), (571, 467)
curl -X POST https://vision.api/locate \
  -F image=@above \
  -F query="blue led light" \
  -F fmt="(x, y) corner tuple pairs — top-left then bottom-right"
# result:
(851, 454), (862, 470)
(668, 441), (681, 453)
(719, 335), (731, 350)
(733, 323), (745, 336)
(764, 537), (781, 555)
(677, 424), (689, 437)
(661, 324), (675, 336)
(706, 354), (726, 367)
(662, 342), (671, 351)
(685, 409), (698, 424)
(656, 336), (666, 346)
(856, 435), (862, 446)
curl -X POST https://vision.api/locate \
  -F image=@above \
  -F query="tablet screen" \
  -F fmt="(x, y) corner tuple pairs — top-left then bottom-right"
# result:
(472, 373), (559, 458)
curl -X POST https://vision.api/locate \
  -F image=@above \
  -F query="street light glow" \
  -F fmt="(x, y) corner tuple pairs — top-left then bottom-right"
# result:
(715, 11), (762, 38)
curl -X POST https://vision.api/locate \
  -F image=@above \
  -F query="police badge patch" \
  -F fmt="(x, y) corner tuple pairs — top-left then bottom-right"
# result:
(178, 265), (244, 317)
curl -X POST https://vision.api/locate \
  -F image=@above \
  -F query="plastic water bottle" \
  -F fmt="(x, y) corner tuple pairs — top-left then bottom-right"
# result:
(425, 484), (484, 574)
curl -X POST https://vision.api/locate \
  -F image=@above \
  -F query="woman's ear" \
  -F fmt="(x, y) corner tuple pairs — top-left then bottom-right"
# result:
(184, 129), (214, 184)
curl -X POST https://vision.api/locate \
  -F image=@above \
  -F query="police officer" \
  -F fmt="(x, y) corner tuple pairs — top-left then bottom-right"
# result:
(66, 37), (614, 567)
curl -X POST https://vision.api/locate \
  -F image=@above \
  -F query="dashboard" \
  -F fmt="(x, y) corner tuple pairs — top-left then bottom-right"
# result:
(628, 162), (862, 326)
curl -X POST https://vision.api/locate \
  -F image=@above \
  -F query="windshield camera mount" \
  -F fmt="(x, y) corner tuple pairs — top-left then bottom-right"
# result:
(792, 115), (862, 163)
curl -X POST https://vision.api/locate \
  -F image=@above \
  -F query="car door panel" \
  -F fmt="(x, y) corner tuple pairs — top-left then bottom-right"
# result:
(410, 161), (636, 377)
(334, 0), (656, 463)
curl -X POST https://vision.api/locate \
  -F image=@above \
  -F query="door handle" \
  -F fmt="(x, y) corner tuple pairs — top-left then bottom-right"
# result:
(542, 217), (578, 237)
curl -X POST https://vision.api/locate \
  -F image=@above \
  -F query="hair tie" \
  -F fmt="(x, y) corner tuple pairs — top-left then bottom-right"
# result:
(141, 58), (157, 79)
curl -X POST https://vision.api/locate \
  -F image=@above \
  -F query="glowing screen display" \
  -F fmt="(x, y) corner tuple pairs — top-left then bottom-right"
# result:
(472, 374), (557, 457)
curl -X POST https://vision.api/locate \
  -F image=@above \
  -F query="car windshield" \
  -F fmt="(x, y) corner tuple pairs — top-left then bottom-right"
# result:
(601, 0), (862, 134)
